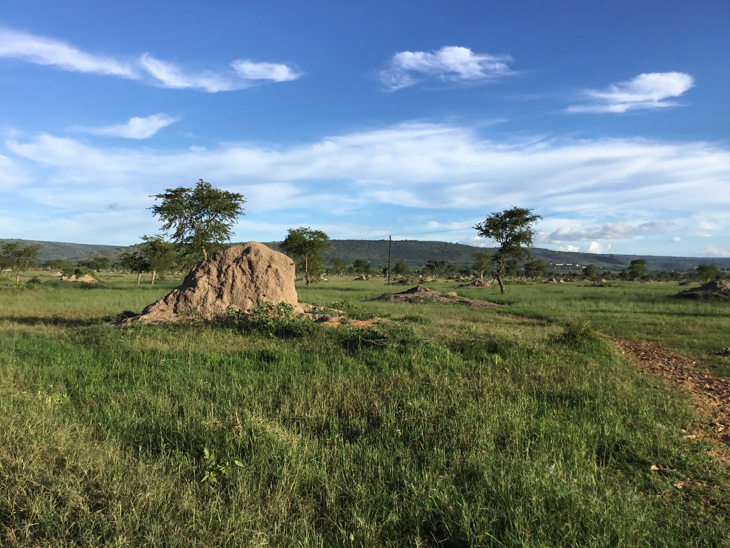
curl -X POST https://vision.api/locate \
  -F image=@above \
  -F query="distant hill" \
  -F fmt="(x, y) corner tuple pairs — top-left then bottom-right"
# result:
(264, 239), (730, 272)
(3, 237), (729, 272)
(0, 239), (125, 261)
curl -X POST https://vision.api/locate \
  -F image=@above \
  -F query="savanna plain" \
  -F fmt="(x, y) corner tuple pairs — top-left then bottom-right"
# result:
(1, 272), (730, 547)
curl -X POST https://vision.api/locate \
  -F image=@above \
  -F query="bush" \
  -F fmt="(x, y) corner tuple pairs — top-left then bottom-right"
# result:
(551, 319), (597, 345)
(27, 276), (43, 284)
(225, 302), (320, 339)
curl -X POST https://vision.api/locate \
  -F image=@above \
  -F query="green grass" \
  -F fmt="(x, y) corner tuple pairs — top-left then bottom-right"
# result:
(0, 274), (729, 546)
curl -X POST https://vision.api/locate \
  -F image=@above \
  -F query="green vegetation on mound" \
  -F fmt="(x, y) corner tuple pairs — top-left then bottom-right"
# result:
(1, 276), (729, 546)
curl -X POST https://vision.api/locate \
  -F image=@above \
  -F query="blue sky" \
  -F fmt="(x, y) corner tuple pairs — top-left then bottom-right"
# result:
(1, 0), (729, 257)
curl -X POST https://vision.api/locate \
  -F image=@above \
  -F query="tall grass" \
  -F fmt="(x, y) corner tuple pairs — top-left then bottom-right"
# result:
(0, 276), (728, 546)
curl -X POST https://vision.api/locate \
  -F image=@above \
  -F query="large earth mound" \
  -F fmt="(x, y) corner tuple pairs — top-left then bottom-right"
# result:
(129, 242), (302, 324)
(378, 285), (499, 308)
(674, 280), (730, 300)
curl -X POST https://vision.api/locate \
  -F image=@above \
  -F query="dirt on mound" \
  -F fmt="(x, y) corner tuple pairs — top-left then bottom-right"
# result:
(459, 280), (491, 288)
(127, 242), (301, 324)
(674, 280), (730, 300)
(378, 285), (499, 308)
(62, 274), (98, 283)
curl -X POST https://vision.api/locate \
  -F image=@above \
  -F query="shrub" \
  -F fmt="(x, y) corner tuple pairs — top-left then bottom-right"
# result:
(225, 302), (319, 339)
(551, 319), (597, 345)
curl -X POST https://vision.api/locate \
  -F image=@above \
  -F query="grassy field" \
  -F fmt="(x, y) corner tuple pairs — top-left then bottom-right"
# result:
(1, 272), (729, 546)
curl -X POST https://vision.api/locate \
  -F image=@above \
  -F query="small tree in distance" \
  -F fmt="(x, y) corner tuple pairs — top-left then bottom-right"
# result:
(140, 236), (178, 285)
(525, 260), (546, 280)
(0, 242), (41, 283)
(353, 260), (371, 276)
(151, 179), (246, 261)
(119, 252), (150, 285)
(280, 227), (331, 287)
(697, 264), (719, 283)
(332, 258), (349, 277)
(474, 207), (541, 294)
(472, 251), (492, 282)
(393, 262), (409, 276)
(628, 260), (647, 281)
(583, 264), (598, 282)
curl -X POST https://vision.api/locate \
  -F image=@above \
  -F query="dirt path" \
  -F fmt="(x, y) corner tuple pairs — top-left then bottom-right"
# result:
(614, 339), (730, 455)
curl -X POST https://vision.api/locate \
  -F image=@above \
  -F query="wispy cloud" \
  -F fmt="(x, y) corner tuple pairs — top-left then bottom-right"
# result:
(379, 46), (516, 91)
(231, 60), (300, 82)
(5, 123), (730, 220)
(74, 114), (179, 139)
(0, 28), (302, 92)
(567, 72), (694, 113)
(536, 220), (675, 243)
(0, 28), (135, 77)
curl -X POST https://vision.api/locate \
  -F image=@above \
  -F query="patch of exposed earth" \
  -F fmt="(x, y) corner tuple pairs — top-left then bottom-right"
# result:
(614, 339), (730, 457)
(377, 285), (499, 308)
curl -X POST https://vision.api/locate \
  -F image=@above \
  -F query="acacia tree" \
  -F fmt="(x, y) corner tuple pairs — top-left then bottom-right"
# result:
(628, 259), (647, 281)
(280, 227), (331, 287)
(140, 236), (178, 285)
(474, 207), (541, 293)
(119, 252), (150, 285)
(472, 251), (492, 282)
(353, 260), (371, 276)
(524, 259), (546, 280)
(0, 242), (41, 283)
(583, 264), (598, 282)
(332, 258), (349, 277)
(393, 262), (409, 276)
(151, 179), (246, 261)
(697, 263), (719, 282)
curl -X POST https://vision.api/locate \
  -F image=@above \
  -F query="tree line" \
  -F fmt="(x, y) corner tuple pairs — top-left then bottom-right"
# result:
(2, 181), (727, 290)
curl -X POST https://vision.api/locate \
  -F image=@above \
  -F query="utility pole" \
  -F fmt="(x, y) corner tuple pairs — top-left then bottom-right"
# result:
(387, 235), (392, 284)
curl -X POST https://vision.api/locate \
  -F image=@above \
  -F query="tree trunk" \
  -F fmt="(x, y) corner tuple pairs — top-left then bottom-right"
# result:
(202, 246), (208, 261)
(304, 256), (310, 287)
(16, 272), (20, 283)
(151, 269), (157, 285)
(497, 259), (506, 293)
(479, 270), (484, 282)
(136, 272), (142, 285)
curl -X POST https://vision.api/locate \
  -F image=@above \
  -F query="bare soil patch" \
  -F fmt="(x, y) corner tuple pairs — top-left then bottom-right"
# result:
(674, 280), (730, 300)
(378, 285), (499, 308)
(614, 339), (730, 452)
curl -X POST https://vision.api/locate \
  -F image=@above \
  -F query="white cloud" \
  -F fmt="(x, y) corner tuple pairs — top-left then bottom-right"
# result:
(567, 72), (694, 113)
(672, 236), (682, 242)
(536, 220), (674, 243)
(587, 241), (611, 254)
(0, 28), (136, 77)
(0, 28), (301, 93)
(379, 46), (515, 91)
(3, 122), (730, 246)
(74, 114), (179, 139)
(231, 60), (300, 82)
(698, 243), (730, 258)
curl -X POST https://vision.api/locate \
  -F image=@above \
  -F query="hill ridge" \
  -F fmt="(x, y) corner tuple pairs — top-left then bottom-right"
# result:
(3, 237), (728, 271)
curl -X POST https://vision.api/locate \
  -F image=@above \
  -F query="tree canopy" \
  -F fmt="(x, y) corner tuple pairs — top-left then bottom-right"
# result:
(280, 227), (331, 287)
(472, 251), (492, 282)
(140, 236), (179, 285)
(0, 242), (41, 283)
(697, 263), (719, 283)
(628, 260), (647, 281)
(151, 179), (246, 261)
(119, 252), (151, 285)
(474, 207), (541, 293)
